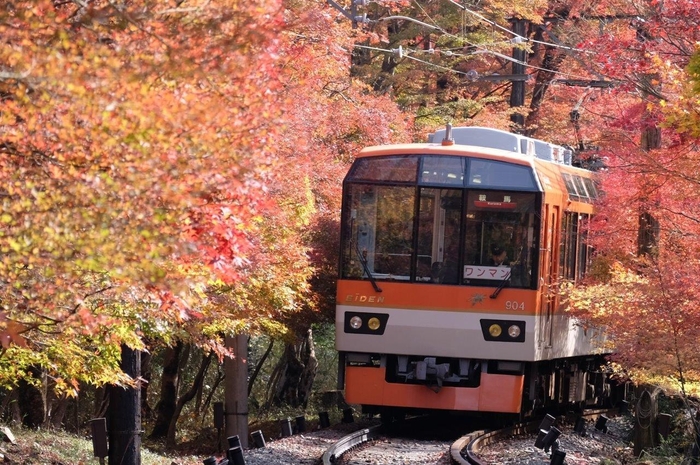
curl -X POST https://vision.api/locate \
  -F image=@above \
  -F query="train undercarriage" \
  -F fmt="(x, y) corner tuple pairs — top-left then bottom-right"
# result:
(346, 352), (627, 422)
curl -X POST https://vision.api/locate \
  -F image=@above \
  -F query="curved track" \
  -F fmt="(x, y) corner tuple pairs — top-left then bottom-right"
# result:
(321, 425), (383, 464)
(455, 409), (616, 464)
(451, 422), (537, 465)
(322, 410), (618, 465)
(322, 414), (479, 464)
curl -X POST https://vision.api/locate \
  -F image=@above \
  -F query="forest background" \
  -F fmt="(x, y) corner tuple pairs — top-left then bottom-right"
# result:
(1, 0), (700, 462)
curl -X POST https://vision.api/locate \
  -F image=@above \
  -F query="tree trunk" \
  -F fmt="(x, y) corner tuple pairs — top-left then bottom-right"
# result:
(94, 386), (109, 419)
(298, 329), (319, 408)
(524, 46), (566, 134)
(48, 394), (69, 429)
(141, 349), (153, 420)
(509, 19), (527, 131)
(224, 334), (249, 449)
(149, 342), (183, 439)
(17, 366), (46, 428)
(165, 350), (212, 448)
(199, 365), (224, 423)
(637, 73), (661, 257)
(108, 344), (141, 465)
(248, 339), (274, 396)
(266, 328), (318, 408)
(45, 378), (69, 429)
(1, 388), (21, 424)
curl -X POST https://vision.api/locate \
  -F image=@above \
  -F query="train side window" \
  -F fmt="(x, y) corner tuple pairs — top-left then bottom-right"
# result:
(560, 213), (577, 280)
(583, 178), (599, 200)
(561, 173), (581, 201)
(572, 176), (590, 202)
(577, 214), (592, 280)
(560, 212), (592, 282)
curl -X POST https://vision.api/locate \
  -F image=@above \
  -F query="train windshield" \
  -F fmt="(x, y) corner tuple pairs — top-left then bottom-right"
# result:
(340, 155), (539, 288)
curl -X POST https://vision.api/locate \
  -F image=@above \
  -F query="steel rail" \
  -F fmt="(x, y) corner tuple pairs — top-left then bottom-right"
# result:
(451, 422), (537, 465)
(452, 409), (615, 464)
(321, 424), (384, 464)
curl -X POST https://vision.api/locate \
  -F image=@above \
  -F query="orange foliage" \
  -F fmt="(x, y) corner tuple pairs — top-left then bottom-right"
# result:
(0, 0), (410, 389)
(560, 0), (700, 390)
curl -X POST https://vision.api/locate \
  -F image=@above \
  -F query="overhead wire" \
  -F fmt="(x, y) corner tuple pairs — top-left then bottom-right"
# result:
(355, 0), (616, 146)
(442, 0), (586, 52)
(362, 0), (596, 53)
(353, 1), (611, 83)
(352, 42), (598, 82)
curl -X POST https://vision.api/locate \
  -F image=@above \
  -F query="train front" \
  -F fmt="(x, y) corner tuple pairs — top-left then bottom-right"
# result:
(335, 145), (543, 418)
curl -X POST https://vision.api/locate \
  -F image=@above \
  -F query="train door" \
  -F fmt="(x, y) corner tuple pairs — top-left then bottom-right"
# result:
(538, 203), (558, 349)
(416, 188), (461, 283)
(416, 189), (445, 279)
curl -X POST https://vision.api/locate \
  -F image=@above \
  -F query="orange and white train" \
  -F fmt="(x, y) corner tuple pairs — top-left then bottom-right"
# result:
(335, 125), (621, 421)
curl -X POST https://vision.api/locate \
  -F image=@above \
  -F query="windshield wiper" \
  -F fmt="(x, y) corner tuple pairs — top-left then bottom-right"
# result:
(355, 245), (382, 293)
(490, 270), (511, 299)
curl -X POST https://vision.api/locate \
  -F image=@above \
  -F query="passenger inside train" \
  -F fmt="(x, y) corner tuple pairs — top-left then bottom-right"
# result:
(489, 244), (508, 266)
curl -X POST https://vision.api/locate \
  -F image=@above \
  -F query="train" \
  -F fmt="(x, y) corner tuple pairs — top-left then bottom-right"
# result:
(335, 125), (624, 421)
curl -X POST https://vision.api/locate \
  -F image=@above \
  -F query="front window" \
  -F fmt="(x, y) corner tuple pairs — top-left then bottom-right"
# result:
(462, 191), (536, 288)
(341, 169), (539, 289)
(342, 184), (415, 281)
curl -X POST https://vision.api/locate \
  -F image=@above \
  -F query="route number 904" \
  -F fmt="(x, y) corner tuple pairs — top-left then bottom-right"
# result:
(505, 301), (525, 311)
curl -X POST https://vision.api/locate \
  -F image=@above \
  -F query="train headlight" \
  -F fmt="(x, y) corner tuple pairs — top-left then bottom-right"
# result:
(344, 312), (389, 334)
(480, 319), (525, 342)
(349, 316), (363, 329)
(508, 325), (521, 338)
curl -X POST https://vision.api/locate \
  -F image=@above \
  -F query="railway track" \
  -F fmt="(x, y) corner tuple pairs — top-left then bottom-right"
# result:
(321, 424), (383, 464)
(321, 414), (470, 464)
(321, 409), (627, 465)
(450, 423), (536, 465)
(462, 409), (624, 465)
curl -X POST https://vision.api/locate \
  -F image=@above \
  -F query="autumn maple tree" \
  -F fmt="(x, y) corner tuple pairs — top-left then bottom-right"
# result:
(0, 0), (284, 394)
(2, 0), (699, 442)
(557, 0), (700, 394)
(342, 0), (700, 392)
(244, 5), (411, 408)
(0, 0), (411, 427)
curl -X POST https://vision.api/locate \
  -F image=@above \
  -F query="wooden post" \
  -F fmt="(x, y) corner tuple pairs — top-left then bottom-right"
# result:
(108, 345), (141, 465)
(224, 334), (249, 449)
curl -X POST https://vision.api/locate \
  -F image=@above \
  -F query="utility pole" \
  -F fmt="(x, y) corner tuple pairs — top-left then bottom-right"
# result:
(635, 17), (660, 258)
(509, 19), (527, 132)
(224, 334), (249, 449)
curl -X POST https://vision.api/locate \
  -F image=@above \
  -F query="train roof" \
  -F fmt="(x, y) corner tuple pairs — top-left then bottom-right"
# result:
(428, 126), (575, 165)
(359, 142), (528, 161)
